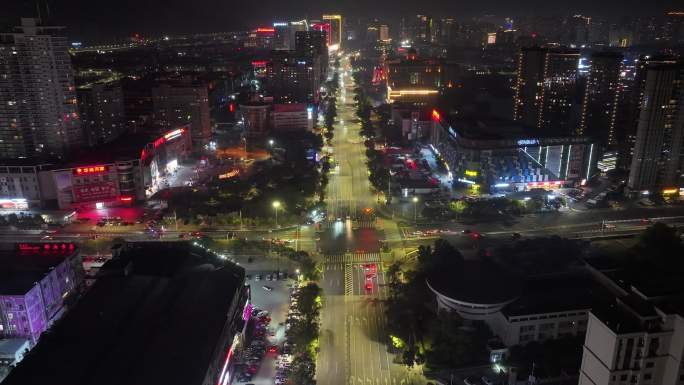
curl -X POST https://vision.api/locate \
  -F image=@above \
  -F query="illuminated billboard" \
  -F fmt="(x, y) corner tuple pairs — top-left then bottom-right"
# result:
(0, 198), (29, 210)
(74, 165), (108, 176)
(73, 181), (118, 202)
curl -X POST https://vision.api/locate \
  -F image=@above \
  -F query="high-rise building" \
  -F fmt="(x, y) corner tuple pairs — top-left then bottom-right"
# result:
(579, 261), (684, 385)
(295, 30), (328, 80)
(415, 15), (432, 42)
(240, 101), (271, 139)
(77, 82), (126, 146)
(627, 61), (684, 194)
(366, 26), (380, 43)
(664, 11), (684, 44)
(273, 22), (291, 50)
(379, 25), (390, 42)
(579, 52), (623, 147)
(386, 49), (441, 105)
(265, 52), (321, 104)
(322, 14), (343, 48)
(0, 18), (82, 158)
(152, 80), (211, 148)
(513, 47), (581, 136)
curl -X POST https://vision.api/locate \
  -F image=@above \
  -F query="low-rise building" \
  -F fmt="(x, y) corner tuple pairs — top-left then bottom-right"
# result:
(272, 103), (313, 131)
(3, 242), (249, 385)
(0, 242), (84, 345)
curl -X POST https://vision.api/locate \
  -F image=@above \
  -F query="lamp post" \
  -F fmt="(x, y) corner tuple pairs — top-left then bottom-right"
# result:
(272, 200), (281, 228)
(412, 196), (419, 223)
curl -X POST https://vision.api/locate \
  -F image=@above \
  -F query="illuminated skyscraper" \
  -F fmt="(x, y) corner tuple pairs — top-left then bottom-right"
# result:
(627, 60), (684, 194)
(0, 18), (82, 158)
(322, 15), (342, 48)
(379, 25), (390, 42)
(152, 81), (211, 148)
(579, 52), (623, 146)
(77, 82), (126, 146)
(513, 47), (580, 136)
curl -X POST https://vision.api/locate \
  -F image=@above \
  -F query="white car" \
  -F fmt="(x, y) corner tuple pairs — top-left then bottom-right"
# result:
(262, 286), (273, 292)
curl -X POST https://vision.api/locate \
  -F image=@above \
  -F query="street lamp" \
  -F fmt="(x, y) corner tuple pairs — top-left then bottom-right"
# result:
(412, 196), (419, 223)
(268, 139), (274, 147)
(272, 200), (281, 227)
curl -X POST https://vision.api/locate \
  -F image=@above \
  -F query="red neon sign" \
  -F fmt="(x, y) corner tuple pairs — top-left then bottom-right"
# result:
(153, 136), (165, 148)
(18, 243), (75, 254)
(74, 165), (107, 176)
(432, 109), (441, 122)
(229, 103), (235, 113)
(256, 27), (275, 34)
(120, 196), (133, 202)
(251, 60), (268, 67)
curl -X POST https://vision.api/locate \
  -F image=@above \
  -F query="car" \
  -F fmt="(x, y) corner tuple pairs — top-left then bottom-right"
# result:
(255, 275), (262, 281)
(462, 229), (472, 234)
(266, 274), (272, 281)
(511, 232), (521, 240)
(262, 285), (273, 292)
(268, 345), (279, 353)
(363, 263), (377, 273)
(365, 282), (373, 291)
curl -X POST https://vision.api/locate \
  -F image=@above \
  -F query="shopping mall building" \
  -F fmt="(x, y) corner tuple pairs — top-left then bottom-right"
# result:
(430, 110), (598, 193)
(0, 126), (191, 210)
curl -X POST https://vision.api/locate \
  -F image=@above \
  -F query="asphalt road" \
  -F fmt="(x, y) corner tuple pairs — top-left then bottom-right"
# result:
(325, 62), (377, 221)
(317, 57), (426, 385)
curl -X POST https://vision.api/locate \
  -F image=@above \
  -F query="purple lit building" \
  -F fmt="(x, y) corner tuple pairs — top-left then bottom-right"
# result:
(0, 243), (84, 345)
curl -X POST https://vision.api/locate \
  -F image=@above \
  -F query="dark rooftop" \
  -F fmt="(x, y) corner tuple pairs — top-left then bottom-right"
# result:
(502, 273), (612, 318)
(60, 132), (155, 168)
(0, 243), (77, 295)
(4, 242), (246, 385)
(428, 260), (522, 305)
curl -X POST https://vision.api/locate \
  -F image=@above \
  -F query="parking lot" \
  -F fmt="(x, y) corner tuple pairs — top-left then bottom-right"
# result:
(231, 255), (298, 384)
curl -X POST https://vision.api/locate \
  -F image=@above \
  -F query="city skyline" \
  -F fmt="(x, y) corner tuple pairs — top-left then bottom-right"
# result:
(3, 0), (682, 41)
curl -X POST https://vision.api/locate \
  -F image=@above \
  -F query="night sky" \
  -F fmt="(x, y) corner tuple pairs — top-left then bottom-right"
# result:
(3, 0), (680, 42)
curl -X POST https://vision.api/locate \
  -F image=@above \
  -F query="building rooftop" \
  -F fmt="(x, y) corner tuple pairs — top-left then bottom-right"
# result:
(59, 132), (154, 168)
(428, 260), (522, 305)
(4, 242), (245, 385)
(502, 273), (612, 318)
(0, 243), (77, 295)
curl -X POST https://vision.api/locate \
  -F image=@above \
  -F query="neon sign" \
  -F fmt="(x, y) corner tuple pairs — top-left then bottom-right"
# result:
(164, 128), (185, 141)
(18, 243), (76, 254)
(431, 109), (441, 121)
(465, 170), (478, 177)
(256, 27), (275, 33)
(251, 60), (268, 67)
(153, 136), (165, 148)
(517, 139), (539, 146)
(74, 165), (107, 176)
(218, 170), (240, 180)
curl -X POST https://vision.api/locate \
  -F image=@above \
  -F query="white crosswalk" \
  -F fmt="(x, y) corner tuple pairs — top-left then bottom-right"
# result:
(324, 253), (382, 264)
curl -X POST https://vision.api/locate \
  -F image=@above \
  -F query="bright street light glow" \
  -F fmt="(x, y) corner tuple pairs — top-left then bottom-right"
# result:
(412, 196), (419, 203)
(272, 201), (281, 208)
